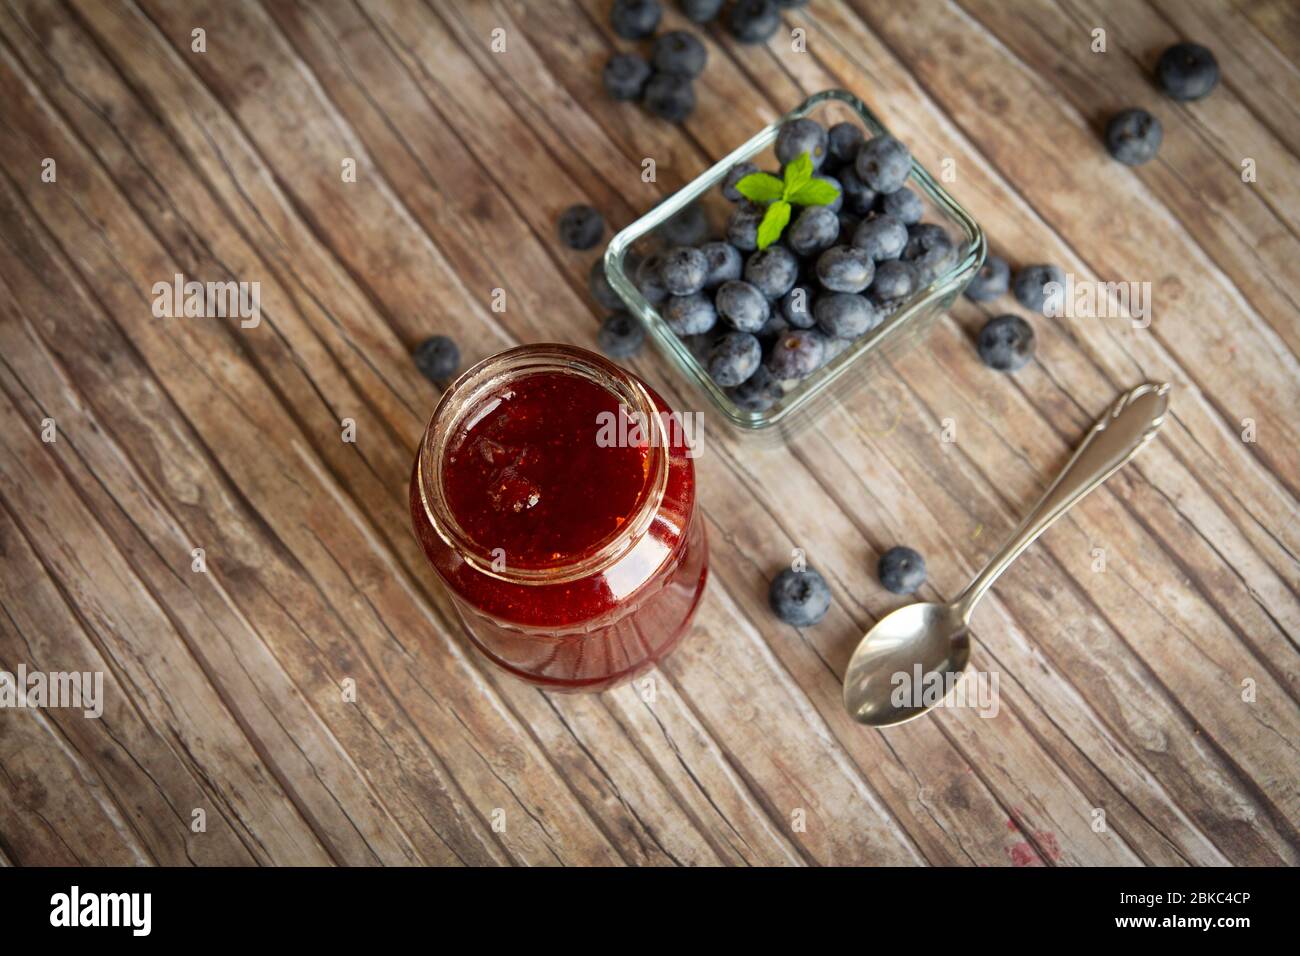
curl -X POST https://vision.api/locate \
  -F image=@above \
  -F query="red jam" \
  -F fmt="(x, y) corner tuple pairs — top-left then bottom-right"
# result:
(410, 346), (707, 692)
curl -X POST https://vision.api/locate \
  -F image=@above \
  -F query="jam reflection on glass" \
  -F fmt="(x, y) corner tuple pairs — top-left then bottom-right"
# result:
(410, 344), (707, 692)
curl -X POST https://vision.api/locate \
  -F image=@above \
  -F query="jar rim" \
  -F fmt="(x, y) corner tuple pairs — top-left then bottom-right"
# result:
(415, 343), (670, 585)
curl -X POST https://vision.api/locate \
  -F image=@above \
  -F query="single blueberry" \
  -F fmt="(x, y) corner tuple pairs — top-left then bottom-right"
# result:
(643, 72), (695, 123)
(1156, 42), (1218, 101)
(728, 364), (783, 413)
(1105, 108), (1162, 166)
(837, 167), (878, 217)
(769, 566), (831, 626)
(652, 30), (708, 77)
(787, 205), (840, 257)
(664, 291), (718, 336)
(603, 53), (652, 101)
(776, 117), (829, 169)
(611, 0), (662, 39)
(964, 254), (1010, 303)
(1011, 263), (1066, 314)
(779, 284), (817, 328)
(827, 122), (864, 167)
(868, 259), (916, 309)
(815, 292), (878, 339)
(721, 161), (761, 202)
(589, 258), (624, 311)
(658, 202), (709, 246)
(729, 0), (781, 43)
(715, 279), (770, 332)
(902, 223), (955, 283)
(878, 546), (926, 595)
(726, 200), (764, 251)
(880, 186), (923, 225)
(661, 246), (709, 296)
(597, 312), (645, 359)
(413, 335), (459, 382)
(744, 245), (800, 299)
(708, 331), (762, 386)
(680, 0), (724, 22)
(976, 314), (1035, 372)
(635, 253), (668, 304)
(852, 213), (908, 261)
(558, 204), (604, 250)
(699, 241), (743, 288)
(766, 328), (826, 379)
(816, 245), (875, 293)
(855, 134), (911, 194)
(757, 310), (789, 339)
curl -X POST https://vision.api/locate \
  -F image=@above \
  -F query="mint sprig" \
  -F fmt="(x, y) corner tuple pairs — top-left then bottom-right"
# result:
(733, 152), (840, 250)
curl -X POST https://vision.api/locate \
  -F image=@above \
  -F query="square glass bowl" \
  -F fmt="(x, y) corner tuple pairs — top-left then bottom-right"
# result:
(605, 89), (985, 435)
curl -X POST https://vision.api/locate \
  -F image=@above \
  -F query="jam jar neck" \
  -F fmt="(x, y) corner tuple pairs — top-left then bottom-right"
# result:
(415, 343), (670, 586)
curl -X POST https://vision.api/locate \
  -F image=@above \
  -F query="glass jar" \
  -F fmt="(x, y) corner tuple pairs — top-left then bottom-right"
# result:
(410, 344), (708, 692)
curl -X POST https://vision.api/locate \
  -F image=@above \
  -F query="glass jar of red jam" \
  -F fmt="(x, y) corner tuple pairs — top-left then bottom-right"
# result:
(410, 343), (708, 693)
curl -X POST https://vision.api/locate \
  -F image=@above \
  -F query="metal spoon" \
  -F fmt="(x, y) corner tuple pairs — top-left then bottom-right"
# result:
(843, 382), (1171, 727)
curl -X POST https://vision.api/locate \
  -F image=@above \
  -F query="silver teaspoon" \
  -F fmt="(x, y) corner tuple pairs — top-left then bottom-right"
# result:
(843, 382), (1171, 727)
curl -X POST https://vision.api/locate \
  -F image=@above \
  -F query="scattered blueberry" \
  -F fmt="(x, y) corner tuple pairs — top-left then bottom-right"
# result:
(836, 167), (878, 217)
(664, 291), (718, 335)
(597, 312), (645, 359)
(769, 566), (832, 626)
(680, 0), (724, 22)
(767, 328), (826, 379)
(413, 335), (459, 382)
(699, 240), (743, 288)
(1011, 263), (1065, 314)
(779, 284), (816, 328)
(855, 134), (911, 194)
(558, 204), (604, 250)
(643, 72), (695, 123)
(661, 246), (709, 295)
(976, 314), (1035, 372)
(880, 186), (923, 225)
(603, 53), (652, 101)
(744, 245), (800, 299)
(852, 213), (908, 261)
(868, 259), (916, 310)
(653, 30), (708, 77)
(816, 245), (874, 293)
(635, 253), (668, 304)
(787, 205), (840, 257)
(815, 292), (877, 339)
(1156, 42), (1218, 101)
(728, 364), (783, 412)
(589, 258), (624, 311)
(707, 331), (762, 386)
(902, 222), (955, 283)
(715, 279), (770, 332)
(722, 161), (761, 202)
(878, 546), (926, 595)
(1105, 108), (1162, 166)
(776, 118), (829, 169)
(726, 200), (765, 250)
(964, 254), (1009, 303)
(729, 0), (781, 43)
(659, 202), (709, 246)
(827, 122), (864, 167)
(611, 0), (662, 39)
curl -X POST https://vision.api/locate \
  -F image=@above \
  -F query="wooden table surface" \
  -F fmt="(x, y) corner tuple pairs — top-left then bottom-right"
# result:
(0, 0), (1297, 867)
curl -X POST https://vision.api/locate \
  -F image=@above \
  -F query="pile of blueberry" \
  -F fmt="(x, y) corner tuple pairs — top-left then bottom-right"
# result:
(1102, 41), (1219, 167)
(604, 1), (808, 123)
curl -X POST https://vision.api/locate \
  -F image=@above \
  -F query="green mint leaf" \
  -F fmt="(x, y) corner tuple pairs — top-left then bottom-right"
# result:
(734, 172), (785, 203)
(756, 200), (792, 250)
(787, 178), (841, 207)
(781, 152), (814, 196)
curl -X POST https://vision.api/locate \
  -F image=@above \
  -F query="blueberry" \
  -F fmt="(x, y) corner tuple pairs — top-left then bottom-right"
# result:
(836, 167), (878, 217)
(597, 312), (645, 358)
(699, 241), (743, 288)
(1156, 42), (1218, 101)
(827, 122), (864, 166)
(769, 566), (831, 626)
(1105, 108), (1162, 166)
(779, 284), (817, 328)
(880, 186), (923, 225)
(652, 31), (708, 77)
(715, 279), (770, 332)
(964, 254), (1009, 303)
(729, 0), (781, 43)
(589, 258), (624, 311)
(664, 291), (718, 336)
(744, 246), (800, 300)
(976, 314), (1035, 372)
(603, 53), (651, 101)
(658, 202), (709, 246)
(611, 0), (662, 39)
(855, 135), (911, 194)
(815, 292), (877, 338)
(643, 72), (695, 123)
(852, 213), (908, 261)
(680, 0), (723, 22)
(661, 246), (709, 295)
(726, 200), (764, 250)
(757, 310), (789, 338)
(766, 328), (826, 379)
(635, 253), (668, 304)
(728, 364), (783, 412)
(1011, 263), (1065, 314)
(722, 161), (761, 202)
(707, 331), (762, 386)
(816, 245), (874, 293)
(413, 335), (459, 382)
(837, 211), (862, 240)
(787, 205), (840, 257)
(682, 330), (718, 363)
(868, 259), (916, 309)
(774, 0), (807, 6)
(902, 223), (955, 283)
(558, 204), (604, 250)
(809, 174), (843, 213)
(878, 546), (926, 595)
(776, 118), (829, 169)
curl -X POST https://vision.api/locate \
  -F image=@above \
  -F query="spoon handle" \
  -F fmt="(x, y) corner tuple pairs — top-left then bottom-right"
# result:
(956, 382), (1171, 620)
